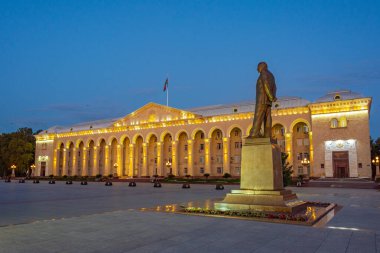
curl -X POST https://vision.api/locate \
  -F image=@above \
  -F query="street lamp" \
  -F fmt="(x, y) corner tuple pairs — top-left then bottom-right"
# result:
(166, 161), (172, 176)
(30, 164), (36, 177)
(301, 158), (310, 177)
(11, 164), (16, 178)
(372, 156), (379, 179)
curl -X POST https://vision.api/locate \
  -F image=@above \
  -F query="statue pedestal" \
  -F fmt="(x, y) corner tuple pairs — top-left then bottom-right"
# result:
(215, 138), (306, 214)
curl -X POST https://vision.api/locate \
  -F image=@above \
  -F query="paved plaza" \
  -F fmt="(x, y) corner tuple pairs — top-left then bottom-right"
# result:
(0, 181), (379, 253)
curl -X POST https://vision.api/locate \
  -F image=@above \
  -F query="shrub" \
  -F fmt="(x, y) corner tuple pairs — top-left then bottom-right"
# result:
(108, 174), (113, 178)
(204, 173), (210, 180)
(223, 173), (231, 178)
(167, 174), (175, 179)
(48, 174), (54, 179)
(95, 174), (102, 178)
(63, 175), (68, 179)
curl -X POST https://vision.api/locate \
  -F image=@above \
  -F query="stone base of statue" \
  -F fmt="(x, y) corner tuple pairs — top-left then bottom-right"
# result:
(215, 138), (307, 214)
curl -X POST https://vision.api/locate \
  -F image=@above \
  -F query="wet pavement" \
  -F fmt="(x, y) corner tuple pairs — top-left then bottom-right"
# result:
(0, 181), (379, 252)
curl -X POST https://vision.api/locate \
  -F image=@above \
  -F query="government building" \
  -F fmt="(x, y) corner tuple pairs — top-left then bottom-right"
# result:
(35, 90), (372, 179)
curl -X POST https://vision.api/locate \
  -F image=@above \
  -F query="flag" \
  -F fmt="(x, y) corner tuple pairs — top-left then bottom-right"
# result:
(163, 78), (168, 92)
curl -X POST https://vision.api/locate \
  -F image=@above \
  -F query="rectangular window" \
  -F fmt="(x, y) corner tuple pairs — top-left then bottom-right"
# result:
(168, 146), (172, 152)
(234, 156), (241, 163)
(321, 163), (325, 169)
(358, 163), (362, 168)
(234, 142), (242, 149)
(184, 144), (188, 151)
(184, 168), (188, 174)
(298, 166), (304, 174)
(217, 167), (223, 174)
(200, 133), (204, 139)
(200, 167), (204, 174)
(200, 156), (205, 164)
(200, 144), (204, 151)
(154, 158), (157, 164)
(234, 130), (239, 136)
(41, 143), (47, 150)
(216, 156), (223, 163)
(217, 143), (222, 150)
(303, 138), (310, 146)
(297, 153), (303, 160)
(235, 167), (241, 175)
(303, 153), (309, 159)
(297, 139), (303, 146)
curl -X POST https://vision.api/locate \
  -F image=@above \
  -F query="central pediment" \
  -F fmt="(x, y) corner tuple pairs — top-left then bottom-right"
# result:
(114, 102), (199, 127)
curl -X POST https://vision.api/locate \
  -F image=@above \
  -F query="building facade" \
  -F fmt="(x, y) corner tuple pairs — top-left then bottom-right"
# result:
(35, 90), (372, 178)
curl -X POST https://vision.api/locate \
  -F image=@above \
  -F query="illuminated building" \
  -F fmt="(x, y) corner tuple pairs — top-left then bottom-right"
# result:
(35, 90), (372, 178)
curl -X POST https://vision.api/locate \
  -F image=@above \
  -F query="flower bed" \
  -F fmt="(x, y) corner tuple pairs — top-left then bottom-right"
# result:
(183, 207), (308, 222)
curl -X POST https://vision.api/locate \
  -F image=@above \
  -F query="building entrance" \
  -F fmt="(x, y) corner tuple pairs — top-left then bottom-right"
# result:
(333, 151), (349, 178)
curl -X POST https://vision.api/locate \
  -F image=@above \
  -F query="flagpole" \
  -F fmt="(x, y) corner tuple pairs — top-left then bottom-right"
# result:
(166, 74), (169, 107)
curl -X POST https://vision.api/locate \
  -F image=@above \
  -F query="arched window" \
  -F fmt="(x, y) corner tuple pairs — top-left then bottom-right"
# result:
(339, 117), (347, 127)
(330, 118), (338, 128)
(334, 95), (341, 100)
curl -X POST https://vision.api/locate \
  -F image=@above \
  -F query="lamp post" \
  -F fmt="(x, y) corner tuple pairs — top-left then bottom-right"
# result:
(113, 163), (118, 177)
(30, 164), (36, 178)
(11, 164), (16, 178)
(301, 158), (310, 178)
(166, 161), (172, 176)
(372, 156), (379, 180)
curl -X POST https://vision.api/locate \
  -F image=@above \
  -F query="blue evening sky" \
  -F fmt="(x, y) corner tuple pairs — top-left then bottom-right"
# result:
(1, 0), (379, 136)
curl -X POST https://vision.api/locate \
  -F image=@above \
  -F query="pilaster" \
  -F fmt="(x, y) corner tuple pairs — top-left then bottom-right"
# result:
(172, 141), (178, 176)
(187, 140), (193, 176)
(223, 137), (230, 174)
(205, 138), (211, 174)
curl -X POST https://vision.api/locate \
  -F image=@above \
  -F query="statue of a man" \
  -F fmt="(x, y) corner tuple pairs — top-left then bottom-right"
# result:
(249, 62), (277, 138)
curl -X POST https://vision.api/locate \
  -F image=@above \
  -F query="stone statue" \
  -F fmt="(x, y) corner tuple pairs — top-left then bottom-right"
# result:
(249, 62), (277, 138)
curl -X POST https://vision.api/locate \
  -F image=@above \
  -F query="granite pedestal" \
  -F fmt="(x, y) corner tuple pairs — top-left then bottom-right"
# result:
(215, 138), (306, 213)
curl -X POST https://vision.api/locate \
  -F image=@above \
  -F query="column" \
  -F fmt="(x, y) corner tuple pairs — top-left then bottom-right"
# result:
(105, 145), (110, 176)
(53, 149), (59, 176)
(117, 144), (123, 176)
(171, 141), (178, 176)
(129, 144), (134, 177)
(205, 138), (211, 174)
(187, 140), (193, 176)
(156, 142), (163, 176)
(285, 133), (293, 164)
(142, 143), (148, 176)
(93, 146), (98, 176)
(72, 148), (77, 176)
(308, 131), (314, 177)
(82, 147), (87, 176)
(62, 148), (68, 176)
(223, 137), (230, 174)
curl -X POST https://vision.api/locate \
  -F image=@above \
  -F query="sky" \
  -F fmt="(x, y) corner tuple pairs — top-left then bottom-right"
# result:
(1, 0), (379, 136)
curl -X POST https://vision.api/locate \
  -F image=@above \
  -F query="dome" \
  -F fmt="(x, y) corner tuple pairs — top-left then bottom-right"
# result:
(316, 90), (363, 103)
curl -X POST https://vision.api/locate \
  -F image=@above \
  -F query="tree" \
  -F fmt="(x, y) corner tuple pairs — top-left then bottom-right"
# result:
(370, 137), (380, 179)
(0, 128), (36, 177)
(281, 152), (293, 187)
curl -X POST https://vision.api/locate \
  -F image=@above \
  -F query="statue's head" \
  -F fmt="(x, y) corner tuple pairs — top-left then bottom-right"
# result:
(257, 62), (268, 73)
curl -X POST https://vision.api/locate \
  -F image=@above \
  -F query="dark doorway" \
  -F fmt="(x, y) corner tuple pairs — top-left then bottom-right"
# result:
(40, 162), (46, 177)
(333, 151), (349, 178)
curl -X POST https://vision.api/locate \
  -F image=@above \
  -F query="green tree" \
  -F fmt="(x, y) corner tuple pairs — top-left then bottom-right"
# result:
(281, 152), (293, 187)
(370, 137), (380, 179)
(0, 128), (36, 177)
